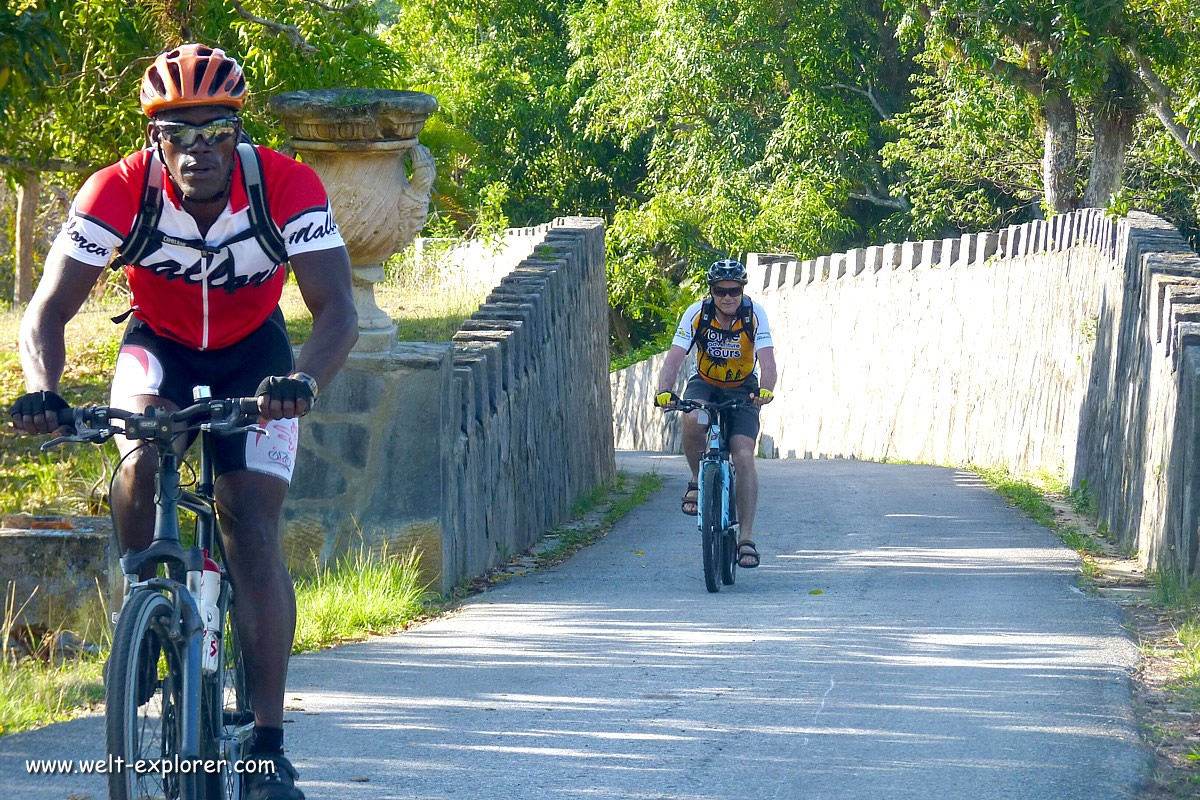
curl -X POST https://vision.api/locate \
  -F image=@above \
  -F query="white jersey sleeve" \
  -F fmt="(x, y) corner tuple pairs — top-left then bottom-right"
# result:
(670, 301), (705, 351)
(751, 300), (774, 349)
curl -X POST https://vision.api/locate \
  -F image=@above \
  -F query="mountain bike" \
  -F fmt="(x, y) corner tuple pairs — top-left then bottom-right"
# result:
(670, 398), (747, 592)
(43, 389), (262, 800)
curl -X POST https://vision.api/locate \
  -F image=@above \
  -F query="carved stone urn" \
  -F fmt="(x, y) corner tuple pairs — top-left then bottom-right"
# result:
(269, 88), (438, 352)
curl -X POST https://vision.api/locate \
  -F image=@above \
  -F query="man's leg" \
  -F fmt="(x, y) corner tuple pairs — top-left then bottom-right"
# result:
(214, 470), (293, 732)
(730, 433), (761, 567)
(110, 394), (184, 577)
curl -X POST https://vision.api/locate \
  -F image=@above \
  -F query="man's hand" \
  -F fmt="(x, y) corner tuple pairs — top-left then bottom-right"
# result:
(9, 391), (70, 435)
(751, 388), (774, 407)
(255, 373), (317, 420)
(655, 390), (679, 410)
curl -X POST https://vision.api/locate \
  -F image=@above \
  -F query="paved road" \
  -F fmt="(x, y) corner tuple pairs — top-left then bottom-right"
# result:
(0, 454), (1148, 799)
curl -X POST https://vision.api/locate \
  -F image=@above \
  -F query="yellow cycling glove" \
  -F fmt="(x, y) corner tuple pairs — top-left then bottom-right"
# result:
(756, 389), (775, 402)
(655, 391), (678, 408)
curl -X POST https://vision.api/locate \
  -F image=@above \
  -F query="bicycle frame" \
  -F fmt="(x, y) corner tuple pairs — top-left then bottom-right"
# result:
(115, 397), (233, 771)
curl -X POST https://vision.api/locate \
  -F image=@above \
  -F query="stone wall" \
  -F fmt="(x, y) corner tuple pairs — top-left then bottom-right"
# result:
(288, 217), (615, 593)
(611, 210), (1200, 579)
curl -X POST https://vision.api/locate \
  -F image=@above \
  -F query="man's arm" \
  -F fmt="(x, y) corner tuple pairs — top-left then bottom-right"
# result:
(656, 345), (689, 395)
(289, 245), (358, 391)
(14, 252), (102, 433)
(753, 346), (777, 406)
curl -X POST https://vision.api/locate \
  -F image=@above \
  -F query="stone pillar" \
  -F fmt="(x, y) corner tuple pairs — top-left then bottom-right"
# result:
(269, 89), (439, 353)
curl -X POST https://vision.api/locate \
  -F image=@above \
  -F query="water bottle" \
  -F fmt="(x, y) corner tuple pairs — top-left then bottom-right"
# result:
(199, 550), (221, 674)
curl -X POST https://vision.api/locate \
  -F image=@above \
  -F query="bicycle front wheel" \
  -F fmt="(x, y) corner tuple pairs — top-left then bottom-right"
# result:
(106, 588), (186, 800)
(700, 462), (722, 593)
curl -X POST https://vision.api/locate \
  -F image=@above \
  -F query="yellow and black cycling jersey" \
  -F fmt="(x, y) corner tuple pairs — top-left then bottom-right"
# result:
(671, 297), (774, 388)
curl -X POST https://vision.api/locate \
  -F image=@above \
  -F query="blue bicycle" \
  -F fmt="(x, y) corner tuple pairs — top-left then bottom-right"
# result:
(671, 398), (747, 592)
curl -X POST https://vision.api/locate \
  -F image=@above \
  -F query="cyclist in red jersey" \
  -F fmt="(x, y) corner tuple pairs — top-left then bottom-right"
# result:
(9, 44), (356, 800)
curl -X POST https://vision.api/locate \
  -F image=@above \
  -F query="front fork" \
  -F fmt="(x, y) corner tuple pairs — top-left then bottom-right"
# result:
(696, 457), (736, 533)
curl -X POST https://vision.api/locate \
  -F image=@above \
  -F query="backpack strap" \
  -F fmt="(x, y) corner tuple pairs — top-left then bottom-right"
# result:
(690, 297), (716, 352)
(236, 142), (288, 265)
(112, 150), (166, 270)
(738, 296), (756, 342)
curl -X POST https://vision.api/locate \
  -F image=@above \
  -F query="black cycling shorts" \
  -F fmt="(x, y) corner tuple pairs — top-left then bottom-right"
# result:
(109, 309), (299, 484)
(682, 372), (761, 441)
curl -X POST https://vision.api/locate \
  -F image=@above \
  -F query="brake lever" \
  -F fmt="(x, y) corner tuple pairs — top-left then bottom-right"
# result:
(40, 429), (113, 451)
(202, 421), (268, 436)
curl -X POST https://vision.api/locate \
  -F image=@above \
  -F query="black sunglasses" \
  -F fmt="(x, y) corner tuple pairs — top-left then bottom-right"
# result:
(711, 285), (743, 298)
(154, 116), (240, 148)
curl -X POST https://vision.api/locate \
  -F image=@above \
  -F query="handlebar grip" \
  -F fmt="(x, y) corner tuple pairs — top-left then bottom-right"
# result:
(237, 397), (261, 418)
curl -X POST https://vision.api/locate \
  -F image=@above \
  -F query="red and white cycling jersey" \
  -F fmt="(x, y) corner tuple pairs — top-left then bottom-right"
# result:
(49, 146), (345, 351)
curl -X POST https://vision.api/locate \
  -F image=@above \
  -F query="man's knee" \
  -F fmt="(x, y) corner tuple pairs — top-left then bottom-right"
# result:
(730, 440), (756, 472)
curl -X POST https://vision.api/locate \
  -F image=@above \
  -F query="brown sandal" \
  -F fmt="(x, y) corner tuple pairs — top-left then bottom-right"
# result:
(737, 540), (760, 568)
(681, 482), (699, 516)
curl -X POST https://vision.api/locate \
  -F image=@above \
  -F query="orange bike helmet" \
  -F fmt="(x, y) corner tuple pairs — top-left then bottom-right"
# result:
(139, 43), (247, 117)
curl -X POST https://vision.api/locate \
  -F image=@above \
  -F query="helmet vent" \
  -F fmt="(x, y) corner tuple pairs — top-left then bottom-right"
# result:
(193, 58), (209, 93)
(166, 61), (183, 93)
(210, 60), (233, 95)
(196, 45), (214, 57)
(147, 70), (166, 96)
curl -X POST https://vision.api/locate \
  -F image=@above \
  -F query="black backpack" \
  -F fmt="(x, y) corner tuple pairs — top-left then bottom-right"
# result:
(689, 295), (756, 353)
(112, 141), (288, 272)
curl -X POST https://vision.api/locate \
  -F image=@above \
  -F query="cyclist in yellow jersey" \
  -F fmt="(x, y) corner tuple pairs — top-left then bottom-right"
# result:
(654, 259), (777, 568)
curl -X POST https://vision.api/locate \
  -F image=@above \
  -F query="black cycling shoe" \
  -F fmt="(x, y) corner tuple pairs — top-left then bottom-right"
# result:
(243, 752), (305, 800)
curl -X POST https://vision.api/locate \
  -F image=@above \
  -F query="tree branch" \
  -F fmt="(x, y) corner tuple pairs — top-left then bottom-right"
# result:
(849, 190), (911, 211)
(827, 83), (892, 120)
(230, 0), (318, 53)
(0, 155), (97, 174)
(1128, 44), (1200, 167)
(301, 0), (362, 12)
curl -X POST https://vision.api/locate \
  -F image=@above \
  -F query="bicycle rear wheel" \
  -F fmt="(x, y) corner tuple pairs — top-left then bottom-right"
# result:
(700, 463), (722, 593)
(203, 596), (254, 800)
(106, 588), (185, 800)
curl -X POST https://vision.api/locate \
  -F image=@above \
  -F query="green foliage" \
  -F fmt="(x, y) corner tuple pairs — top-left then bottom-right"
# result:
(883, 66), (1042, 237)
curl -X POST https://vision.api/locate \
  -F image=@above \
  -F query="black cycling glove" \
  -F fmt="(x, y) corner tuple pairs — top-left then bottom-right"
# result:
(9, 390), (69, 422)
(254, 374), (316, 416)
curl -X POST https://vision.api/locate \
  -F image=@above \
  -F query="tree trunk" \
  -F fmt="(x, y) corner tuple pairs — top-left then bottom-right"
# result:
(1042, 91), (1079, 213)
(1083, 105), (1135, 209)
(15, 173), (41, 304)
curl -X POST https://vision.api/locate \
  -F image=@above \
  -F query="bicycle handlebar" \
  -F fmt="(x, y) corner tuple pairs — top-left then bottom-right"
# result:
(667, 397), (751, 414)
(40, 397), (263, 451)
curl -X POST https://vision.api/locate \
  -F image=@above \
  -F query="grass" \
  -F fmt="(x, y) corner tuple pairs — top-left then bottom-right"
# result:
(968, 465), (1105, 575)
(292, 542), (434, 653)
(1148, 570), (1200, 699)
(0, 655), (106, 735)
(534, 472), (665, 567)
(0, 580), (110, 735)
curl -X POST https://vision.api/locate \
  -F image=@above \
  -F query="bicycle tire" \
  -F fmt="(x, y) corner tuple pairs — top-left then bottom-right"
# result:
(721, 465), (737, 586)
(700, 463), (722, 593)
(106, 588), (186, 800)
(202, 598), (254, 800)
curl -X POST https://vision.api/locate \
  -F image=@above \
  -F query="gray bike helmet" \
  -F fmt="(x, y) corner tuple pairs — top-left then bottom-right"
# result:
(706, 258), (748, 284)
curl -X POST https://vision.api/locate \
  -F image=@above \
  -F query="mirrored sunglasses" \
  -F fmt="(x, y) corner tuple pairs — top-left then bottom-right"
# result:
(711, 285), (743, 298)
(154, 117), (240, 148)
